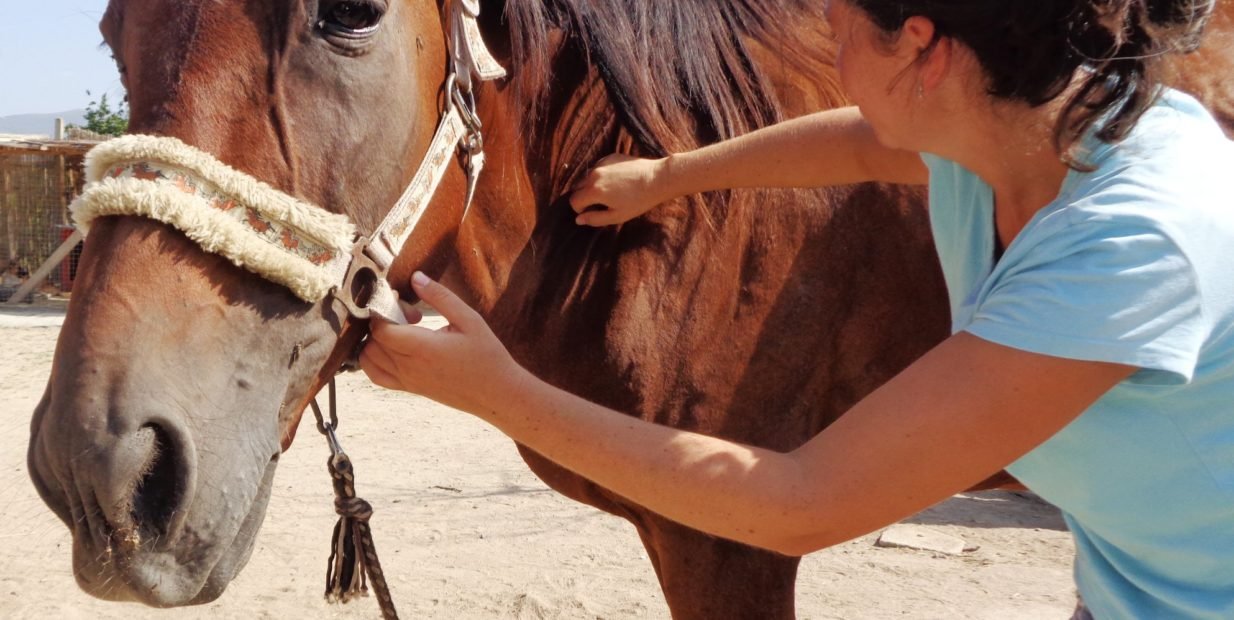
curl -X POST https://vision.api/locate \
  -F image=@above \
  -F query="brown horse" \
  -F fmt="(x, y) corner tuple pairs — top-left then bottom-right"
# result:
(27, 0), (1233, 617)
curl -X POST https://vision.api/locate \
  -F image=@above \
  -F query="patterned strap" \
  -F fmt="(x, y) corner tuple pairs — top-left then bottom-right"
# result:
(366, 109), (468, 272)
(350, 0), (507, 325)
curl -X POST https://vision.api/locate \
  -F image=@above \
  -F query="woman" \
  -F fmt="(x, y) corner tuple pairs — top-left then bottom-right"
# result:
(360, 0), (1234, 617)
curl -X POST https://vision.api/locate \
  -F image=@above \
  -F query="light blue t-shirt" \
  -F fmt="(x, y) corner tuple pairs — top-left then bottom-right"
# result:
(923, 90), (1234, 619)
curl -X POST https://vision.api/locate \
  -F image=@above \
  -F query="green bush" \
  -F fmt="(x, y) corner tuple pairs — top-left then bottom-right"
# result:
(75, 93), (128, 137)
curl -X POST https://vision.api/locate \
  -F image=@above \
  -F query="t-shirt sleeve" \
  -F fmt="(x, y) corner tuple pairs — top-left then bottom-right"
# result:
(965, 222), (1207, 385)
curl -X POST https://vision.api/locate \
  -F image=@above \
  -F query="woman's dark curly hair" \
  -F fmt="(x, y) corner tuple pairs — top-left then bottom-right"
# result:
(848, 0), (1215, 166)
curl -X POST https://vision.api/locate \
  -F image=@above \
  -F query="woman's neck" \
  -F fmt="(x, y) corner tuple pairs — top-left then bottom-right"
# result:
(934, 96), (1073, 242)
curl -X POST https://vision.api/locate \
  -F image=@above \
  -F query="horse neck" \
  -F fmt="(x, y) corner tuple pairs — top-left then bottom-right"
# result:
(449, 26), (822, 311)
(445, 12), (865, 376)
(445, 51), (653, 309)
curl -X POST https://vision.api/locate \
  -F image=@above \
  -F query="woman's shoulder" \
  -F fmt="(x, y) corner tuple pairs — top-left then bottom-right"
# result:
(1066, 92), (1230, 226)
(1089, 89), (1230, 173)
(1046, 94), (1233, 308)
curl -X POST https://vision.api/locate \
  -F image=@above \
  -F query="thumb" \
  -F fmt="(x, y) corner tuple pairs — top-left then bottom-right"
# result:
(595, 152), (638, 167)
(575, 207), (621, 227)
(568, 184), (599, 214)
(410, 271), (480, 329)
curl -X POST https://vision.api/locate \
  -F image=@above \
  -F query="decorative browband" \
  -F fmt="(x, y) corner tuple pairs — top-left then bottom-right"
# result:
(70, 135), (355, 302)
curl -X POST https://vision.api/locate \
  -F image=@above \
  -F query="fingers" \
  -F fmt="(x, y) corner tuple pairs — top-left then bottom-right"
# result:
(568, 153), (640, 214)
(568, 183), (600, 214)
(368, 316), (437, 356)
(568, 153), (667, 226)
(397, 299), (424, 324)
(359, 357), (398, 390)
(575, 208), (625, 227)
(360, 334), (400, 374)
(567, 170), (621, 226)
(358, 343), (400, 390)
(410, 272), (481, 331)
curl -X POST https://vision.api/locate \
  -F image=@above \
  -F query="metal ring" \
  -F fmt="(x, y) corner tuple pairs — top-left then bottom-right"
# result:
(464, 130), (483, 153)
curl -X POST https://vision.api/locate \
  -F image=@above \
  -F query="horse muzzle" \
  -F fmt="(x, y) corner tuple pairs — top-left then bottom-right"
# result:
(28, 394), (200, 595)
(28, 381), (278, 607)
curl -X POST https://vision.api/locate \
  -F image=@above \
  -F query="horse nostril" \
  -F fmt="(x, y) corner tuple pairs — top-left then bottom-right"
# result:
(131, 423), (184, 542)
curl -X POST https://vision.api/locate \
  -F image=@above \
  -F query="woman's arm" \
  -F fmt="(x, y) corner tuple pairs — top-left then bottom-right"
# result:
(569, 106), (928, 226)
(361, 274), (1133, 556)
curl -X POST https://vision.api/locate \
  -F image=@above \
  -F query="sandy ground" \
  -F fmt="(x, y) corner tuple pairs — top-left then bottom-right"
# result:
(1, 304), (1078, 619)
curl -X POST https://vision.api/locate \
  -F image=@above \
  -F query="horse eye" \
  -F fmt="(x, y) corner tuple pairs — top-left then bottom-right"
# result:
(318, 0), (385, 39)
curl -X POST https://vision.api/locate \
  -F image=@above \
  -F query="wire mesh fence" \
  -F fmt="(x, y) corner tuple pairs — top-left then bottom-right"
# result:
(1, 152), (86, 302)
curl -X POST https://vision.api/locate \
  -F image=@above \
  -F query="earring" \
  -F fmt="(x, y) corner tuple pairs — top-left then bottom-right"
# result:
(915, 83), (925, 99)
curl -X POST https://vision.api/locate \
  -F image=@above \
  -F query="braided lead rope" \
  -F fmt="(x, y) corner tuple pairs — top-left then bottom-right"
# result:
(310, 380), (399, 620)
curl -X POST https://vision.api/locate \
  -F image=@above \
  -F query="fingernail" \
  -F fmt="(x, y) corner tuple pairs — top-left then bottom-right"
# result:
(575, 216), (585, 226)
(412, 271), (430, 287)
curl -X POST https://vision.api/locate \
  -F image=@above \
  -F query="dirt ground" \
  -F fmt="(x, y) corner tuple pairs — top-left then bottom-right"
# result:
(0, 304), (1078, 619)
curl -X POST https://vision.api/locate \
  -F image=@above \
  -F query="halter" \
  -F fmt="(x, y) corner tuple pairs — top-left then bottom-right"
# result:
(71, 0), (506, 327)
(68, 3), (506, 619)
(337, 0), (507, 324)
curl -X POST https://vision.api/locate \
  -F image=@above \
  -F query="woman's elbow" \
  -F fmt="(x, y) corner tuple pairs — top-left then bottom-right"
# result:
(745, 507), (838, 557)
(765, 530), (837, 557)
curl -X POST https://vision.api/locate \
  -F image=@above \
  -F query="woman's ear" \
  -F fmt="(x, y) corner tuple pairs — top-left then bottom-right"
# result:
(901, 16), (936, 54)
(903, 16), (949, 93)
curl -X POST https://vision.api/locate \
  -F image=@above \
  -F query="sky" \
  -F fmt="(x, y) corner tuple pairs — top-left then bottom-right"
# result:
(0, 1), (122, 117)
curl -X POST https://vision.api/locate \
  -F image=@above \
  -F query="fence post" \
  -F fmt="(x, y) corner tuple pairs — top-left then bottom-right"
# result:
(2, 165), (14, 270)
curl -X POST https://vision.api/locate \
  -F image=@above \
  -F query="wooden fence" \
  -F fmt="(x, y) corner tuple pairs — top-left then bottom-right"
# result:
(0, 140), (94, 297)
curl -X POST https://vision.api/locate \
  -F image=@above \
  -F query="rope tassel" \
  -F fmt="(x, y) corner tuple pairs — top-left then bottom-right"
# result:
(324, 448), (398, 619)
(311, 381), (399, 620)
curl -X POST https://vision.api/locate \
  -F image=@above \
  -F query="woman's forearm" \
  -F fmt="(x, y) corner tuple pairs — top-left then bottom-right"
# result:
(569, 106), (926, 227)
(363, 276), (1133, 558)
(362, 277), (850, 554)
(479, 366), (826, 556)
(660, 106), (926, 197)
(464, 331), (1133, 559)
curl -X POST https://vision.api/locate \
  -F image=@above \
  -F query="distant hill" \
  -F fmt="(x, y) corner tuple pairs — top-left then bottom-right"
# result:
(0, 110), (87, 136)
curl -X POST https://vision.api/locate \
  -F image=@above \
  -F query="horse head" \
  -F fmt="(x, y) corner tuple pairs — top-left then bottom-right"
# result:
(27, 0), (490, 605)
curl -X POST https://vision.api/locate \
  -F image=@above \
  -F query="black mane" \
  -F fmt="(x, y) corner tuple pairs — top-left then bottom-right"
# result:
(498, 0), (840, 159)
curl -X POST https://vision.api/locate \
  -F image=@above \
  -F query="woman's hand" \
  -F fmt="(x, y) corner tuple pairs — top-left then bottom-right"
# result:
(360, 272), (525, 415)
(568, 154), (675, 226)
